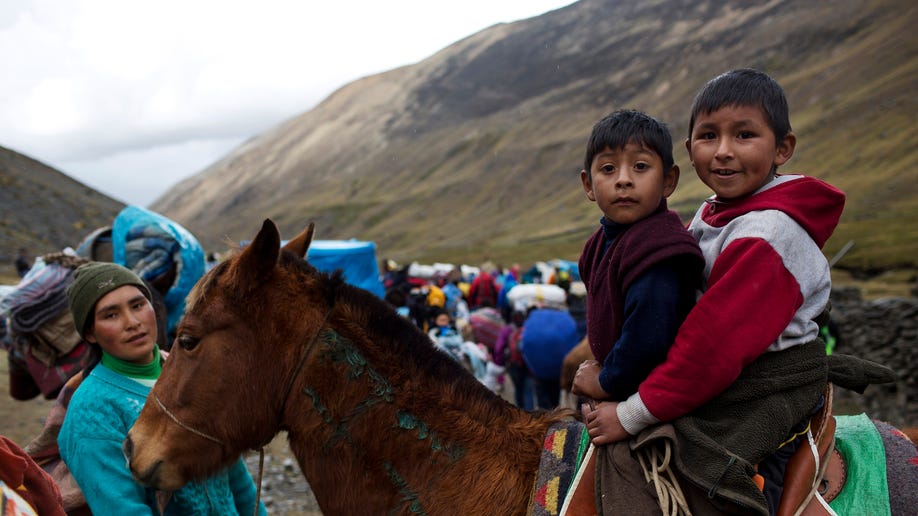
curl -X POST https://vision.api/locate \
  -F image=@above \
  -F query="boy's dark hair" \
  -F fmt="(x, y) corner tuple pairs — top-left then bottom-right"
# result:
(687, 68), (791, 143)
(583, 109), (675, 179)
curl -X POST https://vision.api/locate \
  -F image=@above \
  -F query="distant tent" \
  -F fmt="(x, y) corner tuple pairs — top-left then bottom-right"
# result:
(307, 240), (385, 298)
(258, 239), (384, 298)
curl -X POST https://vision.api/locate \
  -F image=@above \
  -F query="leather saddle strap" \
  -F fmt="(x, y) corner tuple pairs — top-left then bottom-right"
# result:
(560, 443), (598, 516)
(777, 384), (839, 516)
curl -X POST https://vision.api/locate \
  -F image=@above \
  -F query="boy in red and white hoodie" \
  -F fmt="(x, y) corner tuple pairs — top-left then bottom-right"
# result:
(581, 69), (845, 515)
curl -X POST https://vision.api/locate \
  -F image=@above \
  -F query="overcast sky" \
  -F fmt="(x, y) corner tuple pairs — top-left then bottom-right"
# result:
(0, 1), (574, 207)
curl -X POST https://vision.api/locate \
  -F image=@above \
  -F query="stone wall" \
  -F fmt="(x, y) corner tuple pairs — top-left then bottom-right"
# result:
(829, 287), (917, 427)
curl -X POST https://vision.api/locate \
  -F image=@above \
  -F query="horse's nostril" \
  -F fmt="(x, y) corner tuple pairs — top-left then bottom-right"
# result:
(123, 435), (134, 463)
(135, 460), (164, 488)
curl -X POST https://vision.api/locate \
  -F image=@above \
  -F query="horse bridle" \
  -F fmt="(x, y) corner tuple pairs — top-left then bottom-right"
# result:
(277, 306), (333, 417)
(152, 393), (223, 445)
(149, 305), (333, 515)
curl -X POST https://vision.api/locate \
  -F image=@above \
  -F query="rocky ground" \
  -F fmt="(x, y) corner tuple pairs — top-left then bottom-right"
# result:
(242, 439), (322, 515)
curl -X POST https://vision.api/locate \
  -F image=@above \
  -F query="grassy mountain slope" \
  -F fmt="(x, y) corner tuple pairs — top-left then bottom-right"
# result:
(152, 0), (917, 271)
(3, 0), (915, 277)
(0, 146), (124, 267)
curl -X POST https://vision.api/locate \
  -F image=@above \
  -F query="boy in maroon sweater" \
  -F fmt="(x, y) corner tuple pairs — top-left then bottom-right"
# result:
(572, 109), (703, 410)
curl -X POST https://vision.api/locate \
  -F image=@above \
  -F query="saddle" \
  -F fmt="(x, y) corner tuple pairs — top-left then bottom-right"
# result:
(560, 385), (846, 516)
(776, 384), (845, 516)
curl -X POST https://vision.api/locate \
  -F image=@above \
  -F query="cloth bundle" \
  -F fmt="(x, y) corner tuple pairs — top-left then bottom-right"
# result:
(123, 225), (180, 284)
(3, 254), (85, 335)
(468, 307), (505, 351)
(2, 255), (89, 398)
(0, 435), (66, 515)
(112, 205), (206, 339)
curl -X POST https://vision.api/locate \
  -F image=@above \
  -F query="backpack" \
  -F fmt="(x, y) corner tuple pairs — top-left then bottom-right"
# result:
(473, 275), (497, 308)
(468, 307), (505, 351)
(506, 327), (525, 367)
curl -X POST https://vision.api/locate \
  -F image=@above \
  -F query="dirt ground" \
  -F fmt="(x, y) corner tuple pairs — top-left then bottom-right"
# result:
(0, 356), (57, 447)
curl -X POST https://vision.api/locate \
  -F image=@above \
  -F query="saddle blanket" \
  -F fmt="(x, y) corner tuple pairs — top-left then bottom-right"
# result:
(530, 419), (590, 516)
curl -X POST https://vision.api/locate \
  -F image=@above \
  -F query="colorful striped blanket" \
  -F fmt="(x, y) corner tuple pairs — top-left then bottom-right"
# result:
(530, 419), (590, 515)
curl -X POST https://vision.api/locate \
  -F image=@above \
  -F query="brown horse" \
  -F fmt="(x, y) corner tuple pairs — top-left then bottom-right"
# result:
(125, 220), (918, 515)
(124, 220), (574, 514)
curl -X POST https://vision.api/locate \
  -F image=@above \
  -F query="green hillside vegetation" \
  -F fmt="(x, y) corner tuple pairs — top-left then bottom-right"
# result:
(0, 147), (124, 267)
(2, 0), (916, 291)
(147, 0), (916, 277)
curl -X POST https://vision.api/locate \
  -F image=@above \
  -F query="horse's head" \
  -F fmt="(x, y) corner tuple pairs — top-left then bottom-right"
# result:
(125, 219), (327, 490)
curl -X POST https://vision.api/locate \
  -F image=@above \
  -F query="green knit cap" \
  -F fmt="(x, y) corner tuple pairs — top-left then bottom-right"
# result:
(67, 262), (152, 338)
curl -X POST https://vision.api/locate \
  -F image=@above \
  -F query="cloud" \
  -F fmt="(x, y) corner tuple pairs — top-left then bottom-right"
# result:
(59, 136), (247, 206)
(0, 0), (574, 206)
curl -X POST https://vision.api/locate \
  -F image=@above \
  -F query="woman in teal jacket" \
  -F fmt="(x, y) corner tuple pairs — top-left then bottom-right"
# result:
(57, 262), (266, 515)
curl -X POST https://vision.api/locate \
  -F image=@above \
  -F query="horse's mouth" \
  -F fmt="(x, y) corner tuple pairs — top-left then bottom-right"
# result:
(124, 435), (166, 488)
(130, 458), (164, 489)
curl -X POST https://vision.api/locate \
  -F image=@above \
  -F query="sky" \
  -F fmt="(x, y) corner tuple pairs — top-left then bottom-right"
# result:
(0, 1), (575, 207)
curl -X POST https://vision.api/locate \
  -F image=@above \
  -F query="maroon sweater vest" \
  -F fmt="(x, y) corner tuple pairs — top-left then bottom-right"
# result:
(579, 202), (703, 362)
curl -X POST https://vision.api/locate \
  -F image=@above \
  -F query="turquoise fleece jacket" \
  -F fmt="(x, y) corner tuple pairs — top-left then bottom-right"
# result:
(58, 364), (267, 515)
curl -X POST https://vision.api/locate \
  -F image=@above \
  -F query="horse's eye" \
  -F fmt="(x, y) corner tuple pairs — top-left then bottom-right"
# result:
(177, 335), (200, 351)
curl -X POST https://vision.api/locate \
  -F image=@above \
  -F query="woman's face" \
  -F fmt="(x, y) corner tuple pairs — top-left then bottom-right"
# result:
(86, 285), (158, 364)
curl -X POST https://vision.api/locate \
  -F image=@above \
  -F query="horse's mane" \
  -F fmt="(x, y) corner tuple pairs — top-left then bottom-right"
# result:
(185, 259), (228, 314)
(281, 248), (520, 418)
(188, 246), (555, 427)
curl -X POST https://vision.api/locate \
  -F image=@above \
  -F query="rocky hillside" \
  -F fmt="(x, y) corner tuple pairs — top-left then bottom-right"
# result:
(150, 0), (917, 270)
(0, 146), (124, 269)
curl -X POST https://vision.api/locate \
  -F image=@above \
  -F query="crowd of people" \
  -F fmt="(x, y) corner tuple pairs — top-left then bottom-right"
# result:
(380, 258), (587, 411)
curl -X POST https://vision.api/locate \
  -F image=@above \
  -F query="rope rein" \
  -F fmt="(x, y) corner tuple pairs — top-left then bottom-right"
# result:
(254, 306), (332, 515)
(635, 440), (692, 516)
(254, 447), (265, 516)
(278, 307), (333, 416)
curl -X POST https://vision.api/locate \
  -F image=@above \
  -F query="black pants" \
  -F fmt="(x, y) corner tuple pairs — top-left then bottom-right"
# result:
(758, 396), (824, 515)
(532, 376), (560, 409)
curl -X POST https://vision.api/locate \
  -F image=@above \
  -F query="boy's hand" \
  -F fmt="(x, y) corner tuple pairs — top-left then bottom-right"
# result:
(581, 402), (630, 445)
(571, 360), (606, 399)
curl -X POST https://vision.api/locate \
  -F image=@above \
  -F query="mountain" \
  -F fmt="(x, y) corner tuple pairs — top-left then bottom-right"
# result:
(152, 0), (917, 270)
(5, 0), (916, 274)
(0, 146), (124, 269)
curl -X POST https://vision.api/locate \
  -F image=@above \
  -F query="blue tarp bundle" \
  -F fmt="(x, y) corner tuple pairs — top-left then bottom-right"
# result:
(306, 240), (384, 298)
(112, 206), (205, 337)
(520, 308), (580, 380)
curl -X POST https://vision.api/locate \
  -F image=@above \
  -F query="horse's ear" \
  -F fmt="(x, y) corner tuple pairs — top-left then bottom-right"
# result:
(235, 219), (281, 285)
(281, 222), (315, 259)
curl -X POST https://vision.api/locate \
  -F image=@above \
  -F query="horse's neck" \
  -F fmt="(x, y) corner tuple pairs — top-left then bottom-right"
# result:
(282, 320), (546, 513)
(285, 399), (543, 514)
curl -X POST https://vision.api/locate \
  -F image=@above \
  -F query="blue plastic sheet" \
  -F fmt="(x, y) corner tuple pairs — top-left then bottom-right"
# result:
(112, 206), (205, 336)
(307, 240), (384, 298)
